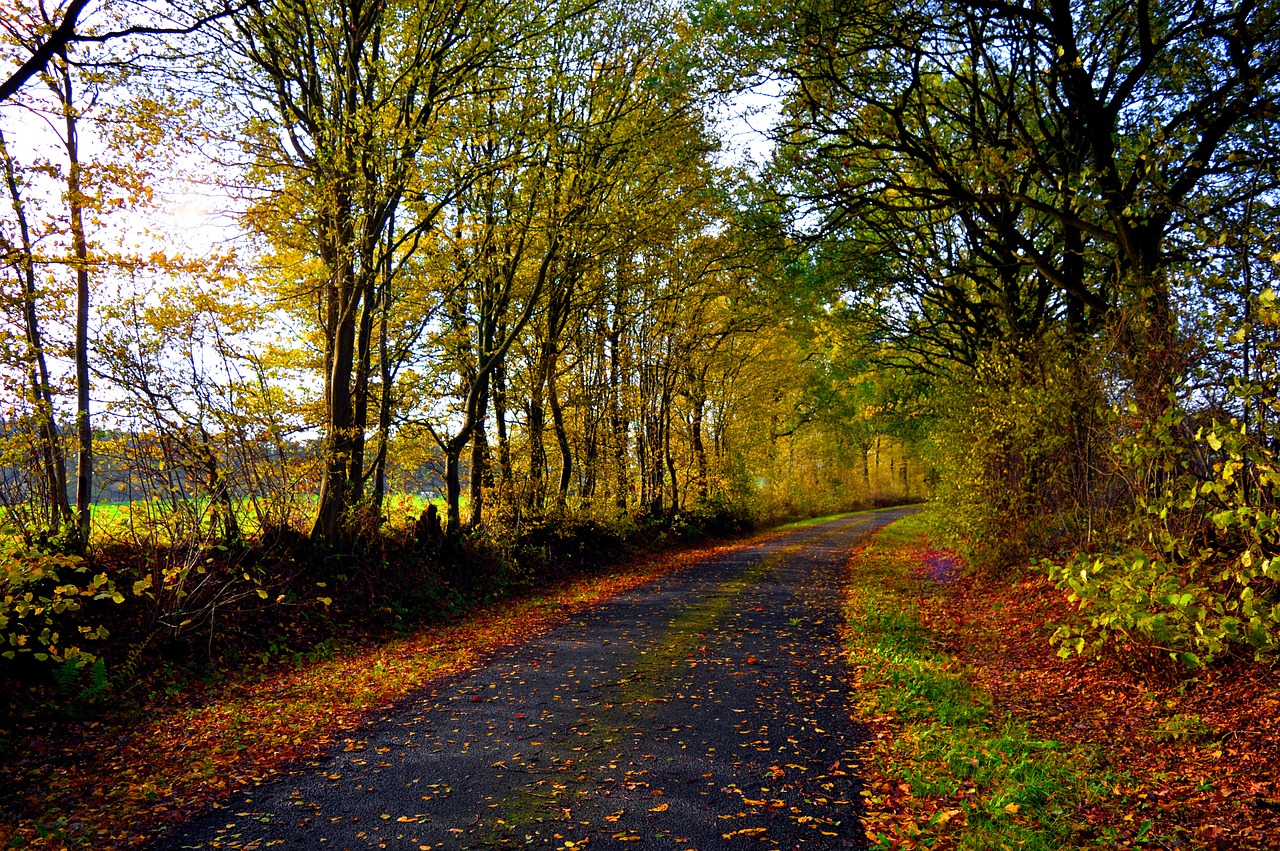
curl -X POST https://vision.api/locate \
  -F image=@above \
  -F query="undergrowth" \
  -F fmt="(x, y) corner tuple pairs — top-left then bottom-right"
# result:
(0, 500), (766, 723)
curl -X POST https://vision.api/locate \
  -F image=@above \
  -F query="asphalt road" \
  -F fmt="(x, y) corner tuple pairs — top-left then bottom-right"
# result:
(156, 508), (914, 851)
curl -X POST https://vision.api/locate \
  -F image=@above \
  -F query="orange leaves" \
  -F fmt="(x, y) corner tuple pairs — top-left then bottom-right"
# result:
(1, 538), (741, 849)
(849, 518), (1280, 849)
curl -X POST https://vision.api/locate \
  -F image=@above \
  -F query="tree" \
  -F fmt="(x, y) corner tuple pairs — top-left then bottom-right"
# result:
(412, 73), (558, 539)
(0, 128), (71, 536)
(0, 0), (162, 546)
(0, 0), (252, 103)
(769, 0), (1280, 410)
(220, 0), (539, 544)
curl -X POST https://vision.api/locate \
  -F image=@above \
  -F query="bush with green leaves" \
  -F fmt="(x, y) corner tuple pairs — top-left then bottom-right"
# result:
(1051, 291), (1280, 668)
(1, 544), (119, 667)
(926, 340), (1102, 570)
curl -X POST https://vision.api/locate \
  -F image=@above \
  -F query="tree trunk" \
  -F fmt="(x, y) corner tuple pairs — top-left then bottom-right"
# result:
(576, 324), (602, 501)
(1, 129), (70, 531)
(637, 407), (648, 511)
(612, 412), (629, 512)
(371, 278), (392, 511)
(608, 278), (628, 512)
(690, 390), (707, 502)
(664, 401), (678, 516)
(348, 276), (377, 495)
(527, 342), (550, 513)
(444, 448), (462, 536)
(468, 374), (490, 527)
(581, 409), (598, 499)
(492, 353), (511, 504)
(59, 65), (92, 546)
(549, 355), (571, 511)
(641, 368), (665, 517)
(860, 440), (871, 497)
(1129, 262), (1180, 419)
(310, 257), (361, 544)
(530, 277), (571, 514)
(199, 429), (240, 544)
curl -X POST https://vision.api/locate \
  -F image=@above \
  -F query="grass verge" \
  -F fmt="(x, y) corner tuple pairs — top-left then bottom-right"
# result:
(845, 515), (1127, 850)
(846, 514), (1280, 850)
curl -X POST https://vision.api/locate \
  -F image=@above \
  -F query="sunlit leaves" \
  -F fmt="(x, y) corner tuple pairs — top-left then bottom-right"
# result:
(0, 543), (117, 666)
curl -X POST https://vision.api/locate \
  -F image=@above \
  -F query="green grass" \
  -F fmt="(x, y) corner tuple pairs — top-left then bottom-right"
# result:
(774, 505), (899, 532)
(0, 492), (457, 546)
(847, 514), (1127, 850)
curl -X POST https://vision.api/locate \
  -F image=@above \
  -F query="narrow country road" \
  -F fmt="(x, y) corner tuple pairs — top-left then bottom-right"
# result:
(158, 508), (914, 851)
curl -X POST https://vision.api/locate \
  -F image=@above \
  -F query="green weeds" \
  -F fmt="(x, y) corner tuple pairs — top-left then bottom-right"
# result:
(848, 514), (1127, 850)
(776, 507), (880, 531)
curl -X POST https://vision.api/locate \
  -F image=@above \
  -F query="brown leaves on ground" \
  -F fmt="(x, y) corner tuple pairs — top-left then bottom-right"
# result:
(0, 539), (746, 850)
(855, 531), (1280, 849)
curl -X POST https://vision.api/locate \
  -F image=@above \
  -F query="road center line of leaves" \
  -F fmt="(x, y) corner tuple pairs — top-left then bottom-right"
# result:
(471, 541), (803, 842)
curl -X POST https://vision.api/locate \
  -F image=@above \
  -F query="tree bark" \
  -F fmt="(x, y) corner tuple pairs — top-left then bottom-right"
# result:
(371, 269), (392, 510)
(348, 276), (377, 495)
(609, 327), (628, 511)
(664, 400), (678, 516)
(860, 439), (871, 497)
(579, 329), (604, 500)
(607, 272), (629, 512)
(58, 64), (92, 546)
(310, 252), (361, 544)
(690, 380), (707, 502)
(199, 428), (240, 544)
(549, 353), (571, 511)
(527, 348), (548, 514)
(467, 374), (489, 527)
(444, 448), (462, 535)
(492, 352), (511, 503)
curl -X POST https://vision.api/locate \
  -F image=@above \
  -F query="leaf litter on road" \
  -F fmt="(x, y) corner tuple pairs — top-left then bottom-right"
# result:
(3, 510), (909, 850)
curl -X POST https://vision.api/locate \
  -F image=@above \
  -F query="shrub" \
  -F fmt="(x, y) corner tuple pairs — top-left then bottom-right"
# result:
(1051, 290), (1280, 668)
(1050, 404), (1280, 667)
(926, 340), (1103, 570)
(1, 544), (119, 667)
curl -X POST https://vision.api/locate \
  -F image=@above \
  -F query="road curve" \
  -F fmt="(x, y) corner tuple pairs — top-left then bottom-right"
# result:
(156, 507), (915, 851)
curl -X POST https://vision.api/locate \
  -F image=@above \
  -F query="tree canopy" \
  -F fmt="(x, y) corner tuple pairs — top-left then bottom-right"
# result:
(3, 0), (1280, 673)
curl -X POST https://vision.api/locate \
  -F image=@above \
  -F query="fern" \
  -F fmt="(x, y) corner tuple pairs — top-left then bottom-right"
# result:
(51, 659), (82, 696)
(74, 657), (110, 703)
(116, 632), (154, 684)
